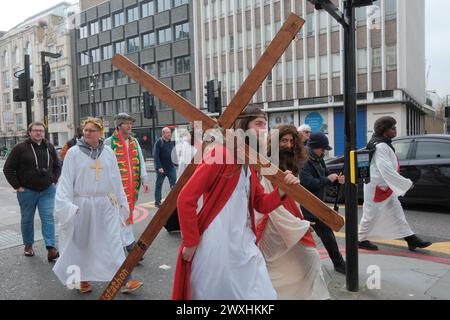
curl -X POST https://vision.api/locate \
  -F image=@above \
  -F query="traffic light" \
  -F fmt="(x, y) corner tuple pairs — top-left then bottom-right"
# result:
(445, 106), (449, 118)
(13, 73), (27, 102)
(205, 80), (215, 113)
(42, 62), (51, 100)
(143, 92), (155, 119)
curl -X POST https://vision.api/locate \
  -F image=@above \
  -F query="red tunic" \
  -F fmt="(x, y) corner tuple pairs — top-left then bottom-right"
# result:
(172, 146), (287, 300)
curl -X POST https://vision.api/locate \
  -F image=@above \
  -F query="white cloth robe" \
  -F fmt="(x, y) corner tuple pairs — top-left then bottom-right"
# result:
(175, 141), (197, 179)
(104, 136), (149, 247)
(255, 177), (330, 300)
(190, 169), (277, 300)
(358, 143), (414, 241)
(53, 146), (130, 284)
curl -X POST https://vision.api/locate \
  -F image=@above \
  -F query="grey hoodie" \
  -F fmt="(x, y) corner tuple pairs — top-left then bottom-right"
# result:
(77, 137), (105, 160)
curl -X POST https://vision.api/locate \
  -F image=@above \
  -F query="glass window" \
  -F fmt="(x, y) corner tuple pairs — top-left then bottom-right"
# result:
(115, 70), (128, 85)
(142, 32), (155, 48)
(143, 63), (156, 75)
(174, 0), (188, 7)
(16, 113), (24, 130)
(175, 56), (190, 74)
(415, 142), (450, 160)
(60, 97), (68, 122)
(114, 12), (125, 27)
(94, 102), (104, 117)
(392, 141), (410, 161)
(174, 22), (189, 40)
(101, 16), (112, 31)
(127, 6), (139, 23)
(320, 55), (328, 77)
(157, 0), (171, 12)
(372, 47), (382, 72)
(158, 27), (172, 44)
(286, 60), (293, 80)
(103, 45), (113, 60)
(178, 90), (191, 101)
(79, 25), (88, 39)
(142, 1), (154, 18)
(158, 59), (173, 77)
(386, 45), (397, 71)
(50, 72), (56, 87)
(356, 7), (367, 25)
(116, 99), (128, 113)
(80, 78), (89, 91)
(130, 97), (141, 113)
(357, 48), (367, 74)
(308, 57), (316, 80)
(307, 13), (315, 36)
(332, 54), (341, 76)
(319, 11), (327, 33)
(102, 72), (113, 88)
(385, 0), (396, 20)
(2, 71), (10, 88)
(90, 21), (99, 35)
(91, 48), (101, 63)
(58, 69), (66, 86)
(14, 47), (20, 65)
(104, 101), (114, 116)
(50, 98), (58, 123)
(127, 37), (140, 53)
(3, 50), (9, 67)
(115, 41), (126, 55)
(297, 59), (304, 80)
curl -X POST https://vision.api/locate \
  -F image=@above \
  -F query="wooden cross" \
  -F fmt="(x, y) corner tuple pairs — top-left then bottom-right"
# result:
(90, 159), (103, 181)
(100, 13), (344, 300)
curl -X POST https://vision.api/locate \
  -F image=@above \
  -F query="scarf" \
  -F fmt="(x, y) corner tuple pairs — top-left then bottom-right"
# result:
(110, 130), (141, 222)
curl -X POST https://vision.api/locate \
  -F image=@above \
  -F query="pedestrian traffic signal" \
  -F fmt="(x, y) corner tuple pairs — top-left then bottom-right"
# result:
(143, 92), (155, 119)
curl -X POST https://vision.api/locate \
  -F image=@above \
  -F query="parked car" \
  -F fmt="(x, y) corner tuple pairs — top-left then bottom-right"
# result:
(323, 134), (450, 208)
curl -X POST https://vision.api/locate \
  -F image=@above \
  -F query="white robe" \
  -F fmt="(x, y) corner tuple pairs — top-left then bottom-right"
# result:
(359, 143), (414, 241)
(256, 178), (330, 300)
(175, 140), (197, 179)
(104, 136), (149, 247)
(53, 146), (129, 284)
(190, 169), (277, 300)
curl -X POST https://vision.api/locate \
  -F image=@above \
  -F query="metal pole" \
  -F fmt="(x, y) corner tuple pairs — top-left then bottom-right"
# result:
(343, 0), (359, 292)
(25, 55), (33, 129)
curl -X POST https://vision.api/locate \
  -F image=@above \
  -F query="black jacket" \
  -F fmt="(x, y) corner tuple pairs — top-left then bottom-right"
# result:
(300, 148), (333, 218)
(3, 138), (61, 192)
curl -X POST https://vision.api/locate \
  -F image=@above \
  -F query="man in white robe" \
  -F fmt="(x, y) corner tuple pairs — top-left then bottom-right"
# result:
(358, 116), (432, 252)
(53, 118), (143, 294)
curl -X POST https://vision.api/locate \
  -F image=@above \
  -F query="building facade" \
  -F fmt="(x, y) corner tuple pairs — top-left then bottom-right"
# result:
(72, 0), (194, 157)
(193, 0), (427, 156)
(0, 2), (78, 148)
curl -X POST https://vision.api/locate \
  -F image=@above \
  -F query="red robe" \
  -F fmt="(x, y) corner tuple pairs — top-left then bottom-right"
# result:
(172, 146), (287, 300)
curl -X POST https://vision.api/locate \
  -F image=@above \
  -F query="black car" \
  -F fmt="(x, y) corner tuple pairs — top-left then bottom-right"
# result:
(324, 134), (450, 208)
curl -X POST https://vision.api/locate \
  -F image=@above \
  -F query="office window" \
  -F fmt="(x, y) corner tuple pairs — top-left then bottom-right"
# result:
(174, 0), (188, 6)
(143, 63), (156, 75)
(386, 45), (397, 71)
(115, 70), (128, 85)
(308, 57), (316, 80)
(178, 90), (191, 102)
(90, 21), (99, 35)
(127, 36), (140, 53)
(16, 113), (24, 130)
(116, 99), (128, 113)
(357, 48), (367, 74)
(58, 69), (66, 86)
(319, 11), (327, 33)
(385, 0), (397, 20)
(102, 72), (113, 88)
(14, 47), (20, 65)
(114, 11), (125, 27)
(372, 47), (382, 72)
(2, 71), (10, 88)
(91, 48), (101, 63)
(307, 13), (315, 36)
(158, 27), (172, 44)
(320, 55), (328, 78)
(332, 54), (341, 76)
(60, 97), (68, 122)
(142, 1), (154, 18)
(130, 97), (141, 113)
(142, 32), (155, 48)
(79, 25), (88, 39)
(80, 53), (89, 66)
(175, 56), (190, 74)
(157, 0), (171, 12)
(50, 72), (56, 87)
(103, 45), (113, 60)
(297, 59), (304, 80)
(174, 22), (189, 40)
(127, 6), (139, 23)
(356, 7), (367, 25)
(101, 16), (112, 31)
(158, 59), (173, 77)
(94, 102), (104, 117)
(50, 98), (58, 123)
(115, 41), (126, 55)
(104, 101), (114, 116)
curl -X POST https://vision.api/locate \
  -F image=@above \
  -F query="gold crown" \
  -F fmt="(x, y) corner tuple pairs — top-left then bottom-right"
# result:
(82, 117), (105, 131)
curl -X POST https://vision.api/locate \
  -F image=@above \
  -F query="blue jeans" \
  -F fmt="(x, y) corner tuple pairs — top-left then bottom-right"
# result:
(154, 167), (177, 206)
(16, 184), (57, 248)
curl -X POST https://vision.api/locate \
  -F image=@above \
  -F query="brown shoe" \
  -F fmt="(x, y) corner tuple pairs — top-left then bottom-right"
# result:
(47, 247), (59, 262)
(24, 245), (34, 257)
(78, 281), (93, 293)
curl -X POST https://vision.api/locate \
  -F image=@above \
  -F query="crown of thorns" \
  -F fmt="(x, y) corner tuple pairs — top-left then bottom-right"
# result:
(82, 117), (105, 131)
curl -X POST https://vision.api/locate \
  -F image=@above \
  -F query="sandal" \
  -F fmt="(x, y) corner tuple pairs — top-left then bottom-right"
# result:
(24, 245), (34, 257)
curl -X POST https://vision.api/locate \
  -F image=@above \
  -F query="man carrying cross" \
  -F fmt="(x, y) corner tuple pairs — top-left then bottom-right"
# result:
(172, 107), (301, 300)
(53, 118), (143, 294)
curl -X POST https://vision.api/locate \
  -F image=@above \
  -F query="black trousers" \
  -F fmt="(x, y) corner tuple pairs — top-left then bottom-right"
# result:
(303, 210), (345, 267)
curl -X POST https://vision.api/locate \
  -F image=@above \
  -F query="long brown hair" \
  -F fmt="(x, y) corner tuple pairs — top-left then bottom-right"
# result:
(269, 124), (308, 176)
(232, 105), (267, 131)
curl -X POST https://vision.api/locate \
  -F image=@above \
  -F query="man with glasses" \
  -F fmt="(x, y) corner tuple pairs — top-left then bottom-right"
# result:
(358, 116), (432, 252)
(297, 124), (312, 145)
(105, 113), (149, 255)
(3, 122), (61, 261)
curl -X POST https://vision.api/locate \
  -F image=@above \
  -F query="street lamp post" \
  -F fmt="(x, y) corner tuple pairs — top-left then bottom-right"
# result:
(41, 51), (62, 140)
(307, 0), (373, 292)
(81, 51), (97, 119)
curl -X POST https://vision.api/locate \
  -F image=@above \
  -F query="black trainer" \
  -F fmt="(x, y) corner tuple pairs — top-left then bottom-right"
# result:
(404, 235), (432, 251)
(358, 240), (379, 251)
(333, 261), (346, 275)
